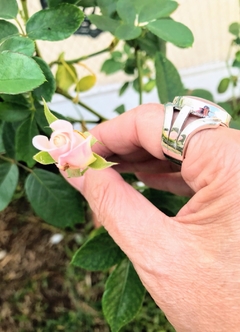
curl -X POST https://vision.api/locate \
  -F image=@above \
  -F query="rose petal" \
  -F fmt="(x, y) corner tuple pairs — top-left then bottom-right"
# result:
(50, 131), (70, 148)
(58, 136), (96, 169)
(71, 131), (85, 149)
(32, 134), (71, 162)
(32, 135), (51, 150)
(50, 119), (73, 133)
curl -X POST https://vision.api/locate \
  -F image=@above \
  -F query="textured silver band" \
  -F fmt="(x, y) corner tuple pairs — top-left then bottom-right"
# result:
(161, 96), (232, 165)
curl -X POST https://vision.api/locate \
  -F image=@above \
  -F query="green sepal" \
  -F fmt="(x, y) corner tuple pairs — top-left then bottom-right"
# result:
(83, 131), (98, 146)
(43, 98), (58, 125)
(33, 151), (56, 165)
(65, 168), (84, 178)
(89, 153), (117, 170)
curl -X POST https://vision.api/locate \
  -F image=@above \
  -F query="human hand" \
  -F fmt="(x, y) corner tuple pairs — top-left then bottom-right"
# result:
(63, 103), (240, 332)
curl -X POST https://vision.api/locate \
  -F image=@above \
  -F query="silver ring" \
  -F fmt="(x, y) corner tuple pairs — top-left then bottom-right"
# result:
(161, 96), (232, 165)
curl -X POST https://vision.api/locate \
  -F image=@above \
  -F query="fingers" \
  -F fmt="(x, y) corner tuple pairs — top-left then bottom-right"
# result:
(90, 103), (166, 161)
(63, 168), (179, 266)
(136, 172), (194, 197)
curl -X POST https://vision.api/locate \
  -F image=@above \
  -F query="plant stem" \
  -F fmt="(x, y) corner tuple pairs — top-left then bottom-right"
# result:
(15, 18), (25, 35)
(49, 38), (119, 67)
(136, 50), (143, 105)
(67, 47), (111, 64)
(56, 88), (107, 122)
(20, 0), (29, 23)
(0, 154), (33, 173)
(35, 42), (42, 58)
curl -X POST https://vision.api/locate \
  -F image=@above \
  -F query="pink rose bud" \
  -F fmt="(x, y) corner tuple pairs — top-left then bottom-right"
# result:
(32, 120), (96, 170)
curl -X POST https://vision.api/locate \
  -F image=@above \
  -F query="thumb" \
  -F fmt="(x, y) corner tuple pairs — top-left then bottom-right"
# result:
(63, 168), (181, 265)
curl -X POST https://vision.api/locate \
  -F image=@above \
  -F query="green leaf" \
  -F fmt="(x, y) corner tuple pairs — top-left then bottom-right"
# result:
(124, 58), (136, 75)
(0, 36), (35, 56)
(0, 20), (18, 41)
(155, 51), (184, 103)
(117, 0), (136, 24)
(89, 153), (117, 170)
(25, 169), (85, 228)
(48, 0), (80, 6)
(0, 93), (30, 106)
(111, 51), (122, 61)
(35, 104), (65, 136)
(56, 62), (77, 91)
(0, 51), (45, 94)
(235, 50), (240, 62)
(229, 22), (240, 37)
(0, 161), (18, 211)
(97, 0), (117, 16)
(230, 117), (240, 130)
(139, 0), (178, 23)
(232, 58), (240, 68)
(217, 78), (230, 93)
(0, 122), (5, 153)
(26, 4), (84, 41)
(0, 0), (18, 19)
(143, 188), (188, 216)
(2, 122), (16, 158)
(33, 151), (55, 165)
(76, 75), (96, 92)
(79, 0), (97, 7)
(102, 259), (145, 332)
(114, 104), (125, 114)
(218, 102), (234, 117)
(119, 81), (129, 96)
(43, 99), (58, 125)
(136, 31), (163, 56)
(72, 232), (125, 270)
(133, 77), (140, 92)
(189, 89), (214, 102)
(115, 23), (142, 40)
(0, 102), (31, 122)
(101, 59), (123, 74)
(144, 79), (155, 92)
(88, 14), (120, 34)
(32, 57), (56, 102)
(148, 19), (194, 48)
(15, 117), (39, 167)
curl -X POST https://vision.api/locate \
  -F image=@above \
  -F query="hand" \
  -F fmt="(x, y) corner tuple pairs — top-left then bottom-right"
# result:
(63, 103), (240, 332)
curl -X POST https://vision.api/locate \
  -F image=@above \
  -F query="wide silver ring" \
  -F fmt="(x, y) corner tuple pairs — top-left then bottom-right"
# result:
(161, 96), (232, 165)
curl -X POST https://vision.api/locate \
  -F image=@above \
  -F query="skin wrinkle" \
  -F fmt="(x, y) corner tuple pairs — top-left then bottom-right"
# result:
(85, 171), (118, 226)
(137, 172), (194, 197)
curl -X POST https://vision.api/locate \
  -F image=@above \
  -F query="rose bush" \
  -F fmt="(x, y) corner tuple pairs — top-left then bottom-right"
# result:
(33, 119), (96, 171)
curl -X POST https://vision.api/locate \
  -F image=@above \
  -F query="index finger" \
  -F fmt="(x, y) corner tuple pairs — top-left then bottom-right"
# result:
(90, 103), (165, 160)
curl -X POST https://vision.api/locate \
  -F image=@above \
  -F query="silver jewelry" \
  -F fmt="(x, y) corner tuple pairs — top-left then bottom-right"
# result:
(161, 96), (231, 165)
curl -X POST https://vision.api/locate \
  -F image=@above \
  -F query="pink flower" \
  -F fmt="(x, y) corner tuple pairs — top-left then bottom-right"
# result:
(32, 120), (96, 170)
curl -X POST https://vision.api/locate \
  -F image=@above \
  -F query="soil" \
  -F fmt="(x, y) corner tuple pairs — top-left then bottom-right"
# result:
(0, 199), (107, 332)
(0, 200), (174, 332)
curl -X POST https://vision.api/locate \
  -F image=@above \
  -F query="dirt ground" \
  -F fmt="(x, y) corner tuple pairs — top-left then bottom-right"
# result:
(0, 199), (175, 332)
(0, 199), (108, 332)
